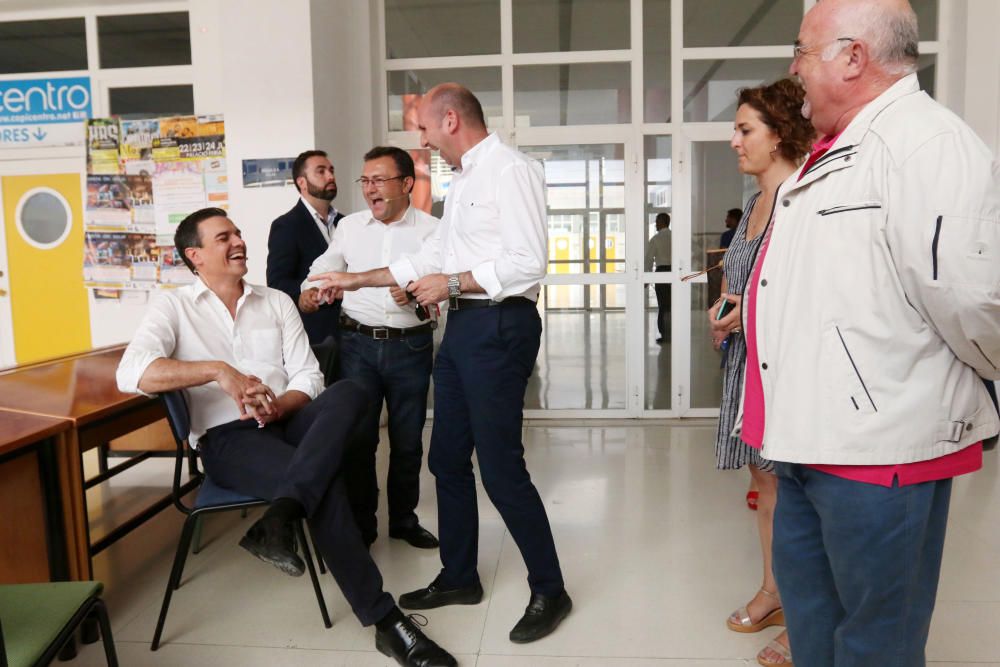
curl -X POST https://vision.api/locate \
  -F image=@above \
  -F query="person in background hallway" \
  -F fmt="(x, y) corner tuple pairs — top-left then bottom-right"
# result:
(745, 1), (1000, 664)
(116, 208), (456, 667)
(308, 83), (573, 644)
(267, 150), (345, 344)
(645, 212), (672, 344)
(719, 208), (742, 249)
(302, 146), (440, 550)
(709, 78), (813, 667)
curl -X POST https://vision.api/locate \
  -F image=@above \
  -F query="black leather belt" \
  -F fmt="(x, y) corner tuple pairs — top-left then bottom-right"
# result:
(340, 317), (434, 340)
(448, 296), (535, 311)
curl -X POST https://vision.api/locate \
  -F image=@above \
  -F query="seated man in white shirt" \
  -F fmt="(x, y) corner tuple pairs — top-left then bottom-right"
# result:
(301, 146), (439, 550)
(115, 207), (455, 667)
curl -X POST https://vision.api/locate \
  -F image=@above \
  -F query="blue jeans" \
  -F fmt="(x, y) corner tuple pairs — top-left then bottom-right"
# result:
(772, 462), (952, 667)
(339, 329), (433, 544)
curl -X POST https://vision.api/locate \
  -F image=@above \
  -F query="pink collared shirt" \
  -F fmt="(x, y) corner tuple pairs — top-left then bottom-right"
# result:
(740, 135), (982, 486)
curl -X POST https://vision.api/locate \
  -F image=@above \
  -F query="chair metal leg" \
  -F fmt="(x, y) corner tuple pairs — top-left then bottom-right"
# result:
(309, 524), (326, 574)
(151, 514), (198, 650)
(295, 521), (332, 628)
(57, 634), (77, 661)
(191, 514), (205, 554)
(93, 599), (120, 667)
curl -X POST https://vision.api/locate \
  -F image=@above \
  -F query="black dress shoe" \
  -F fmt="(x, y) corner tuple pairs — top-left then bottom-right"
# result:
(509, 590), (572, 643)
(389, 524), (440, 549)
(238, 516), (305, 577)
(375, 615), (457, 667)
(399, 577), (483, 610)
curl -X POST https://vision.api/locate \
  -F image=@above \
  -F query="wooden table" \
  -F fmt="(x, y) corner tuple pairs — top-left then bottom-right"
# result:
(0, 346), (180, 580)
(0, 409), (75, 582)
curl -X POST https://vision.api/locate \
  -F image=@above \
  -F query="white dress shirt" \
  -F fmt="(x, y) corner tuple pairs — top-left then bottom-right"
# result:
(300, 195), (340, 244)
(302, 205), (439, 328)
(645, 228), (672, 270)
(389, 133), (548, 301)
(116, 278), (324, 446)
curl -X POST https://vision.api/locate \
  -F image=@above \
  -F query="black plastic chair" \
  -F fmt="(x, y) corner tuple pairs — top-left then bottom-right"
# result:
(311, 336), (340, 387)
(150, 391), (332, 651)
(985, 379), (998, 451)
(0, 581), (118, 667)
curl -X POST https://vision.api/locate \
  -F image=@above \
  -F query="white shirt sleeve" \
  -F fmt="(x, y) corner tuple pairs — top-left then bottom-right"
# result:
(471, 160), (547, 299)
(301, 223), (349, 291)
(275, 292), (325, 398)
(116, 292), (179, 396)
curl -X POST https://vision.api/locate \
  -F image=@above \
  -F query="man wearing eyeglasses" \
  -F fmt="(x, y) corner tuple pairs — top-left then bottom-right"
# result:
(267, 150), (344, 344)
(301, 146), (440, 550)
(737, 1), (1000, 664)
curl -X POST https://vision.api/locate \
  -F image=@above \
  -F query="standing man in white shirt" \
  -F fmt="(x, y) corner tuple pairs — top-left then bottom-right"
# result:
(116, 207), (456, 667)
(308, 84), (571, 644)
(301, 146), (439, 550)
(644, 212), (672, 343)
(267, 150), (345, 344)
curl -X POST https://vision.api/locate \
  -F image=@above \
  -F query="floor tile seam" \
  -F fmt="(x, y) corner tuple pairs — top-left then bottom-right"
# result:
(474, 652), (757, 663)
(108, 638), (386, 653)
(477, 526), (509, 656)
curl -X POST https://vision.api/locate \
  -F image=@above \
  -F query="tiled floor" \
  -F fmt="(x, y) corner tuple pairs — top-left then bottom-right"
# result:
(73, 423), (1000, 666)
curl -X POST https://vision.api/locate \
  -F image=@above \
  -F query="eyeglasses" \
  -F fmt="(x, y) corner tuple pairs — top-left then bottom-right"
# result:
(355, 175), (405, 188)
(792, 37), (855, 61)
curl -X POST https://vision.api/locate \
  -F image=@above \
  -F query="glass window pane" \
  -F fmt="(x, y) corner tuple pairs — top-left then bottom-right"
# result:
(690, 141), (752, 274)
(534, 288), (627, 409)
(643, 0), (672, 123)
(684, 0), (802, 47)
(385, 0), (500, 58)
(683, 58), (790, 122)
(691, 283), (724, 408)
(98, 13), (191, 68)
(0, 18), (87, 74)
(109, 85), (194, 117)
(19, 192), (70, 246)
(521, 143), (627, 274)
(645, 282), (672, 409)
(912, 0), (938, 41)
(917, 54), (936, 99)
(387, 68), (502, 132)
(513, 0), (630, 53)
(514, 63), (631, 126)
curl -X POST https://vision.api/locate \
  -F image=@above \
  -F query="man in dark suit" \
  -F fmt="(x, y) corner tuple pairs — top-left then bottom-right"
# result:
(267, 150), (345, 344)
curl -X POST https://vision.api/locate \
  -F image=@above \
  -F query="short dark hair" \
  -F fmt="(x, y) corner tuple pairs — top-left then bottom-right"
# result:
(428, 83), (486, 129)
(737, 79), (814, 163)
(363, 145), (416, 181)
(292, 150), (329, 193)
(655, 212), (670, 226)
(727, 208), (743, 220)
(174, 207), (228, 274)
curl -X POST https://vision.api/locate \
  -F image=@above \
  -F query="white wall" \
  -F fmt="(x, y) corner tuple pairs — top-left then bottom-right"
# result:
(960, 0), (1000, 153)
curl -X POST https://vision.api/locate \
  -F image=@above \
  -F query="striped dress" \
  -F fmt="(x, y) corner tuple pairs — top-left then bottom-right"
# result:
(715, 193), (774, 472)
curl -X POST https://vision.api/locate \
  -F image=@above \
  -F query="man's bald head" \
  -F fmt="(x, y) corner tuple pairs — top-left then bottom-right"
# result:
(809, 0), (918, 76)
(424, 83), (487, 130)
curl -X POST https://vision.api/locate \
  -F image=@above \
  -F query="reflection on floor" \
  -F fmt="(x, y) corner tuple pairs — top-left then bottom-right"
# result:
(75, 424), (1000, 666)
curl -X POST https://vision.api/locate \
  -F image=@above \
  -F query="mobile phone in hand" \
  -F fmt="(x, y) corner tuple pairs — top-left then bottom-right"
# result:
(716, 298), (734, 321)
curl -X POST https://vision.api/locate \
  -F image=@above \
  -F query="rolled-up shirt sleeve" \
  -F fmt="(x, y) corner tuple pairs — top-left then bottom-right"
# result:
(116, 292), (178, 396)
(471, 160), (547, 299)
(276, 292), (324, 398)
(389, 223), (442, 287)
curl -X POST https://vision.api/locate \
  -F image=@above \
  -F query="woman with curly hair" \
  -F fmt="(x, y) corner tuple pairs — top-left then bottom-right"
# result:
(709, 78), (814, 667)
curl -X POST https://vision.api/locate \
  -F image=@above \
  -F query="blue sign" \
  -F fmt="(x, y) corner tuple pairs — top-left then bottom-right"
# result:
(0, 76), (91, 124)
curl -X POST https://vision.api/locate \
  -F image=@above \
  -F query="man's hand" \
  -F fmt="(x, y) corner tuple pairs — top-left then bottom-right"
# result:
(408, 273), (450, 307)
(214, 363), (269, 418)
(298, 287), (322, 314)
(307, 271), (364, 293)
(389, 285), (411, 307)
(242, 383), (282, 425)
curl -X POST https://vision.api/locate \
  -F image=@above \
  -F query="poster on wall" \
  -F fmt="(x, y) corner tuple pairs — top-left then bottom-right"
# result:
(82, 113), (226, 293)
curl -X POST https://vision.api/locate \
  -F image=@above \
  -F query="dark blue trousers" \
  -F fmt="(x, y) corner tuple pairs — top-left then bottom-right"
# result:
(198, 381), (396, 626)
(430, 301), (564, 596)
(340, 329), (434, 544)
(773, 462), (952, 667)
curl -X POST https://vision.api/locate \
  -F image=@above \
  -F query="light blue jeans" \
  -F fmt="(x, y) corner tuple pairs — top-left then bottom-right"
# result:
(772, 462), (952, 667)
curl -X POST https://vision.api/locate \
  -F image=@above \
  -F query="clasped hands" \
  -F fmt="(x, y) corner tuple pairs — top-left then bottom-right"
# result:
(215, 363), (281, 427)
(708, 293), (743, 352)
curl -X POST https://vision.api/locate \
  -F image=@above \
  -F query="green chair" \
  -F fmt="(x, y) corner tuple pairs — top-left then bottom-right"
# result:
(0, 581), (118, 667)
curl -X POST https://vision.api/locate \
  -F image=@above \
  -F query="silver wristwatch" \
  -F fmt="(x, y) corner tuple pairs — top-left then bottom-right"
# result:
(447, 274), (462, 298)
